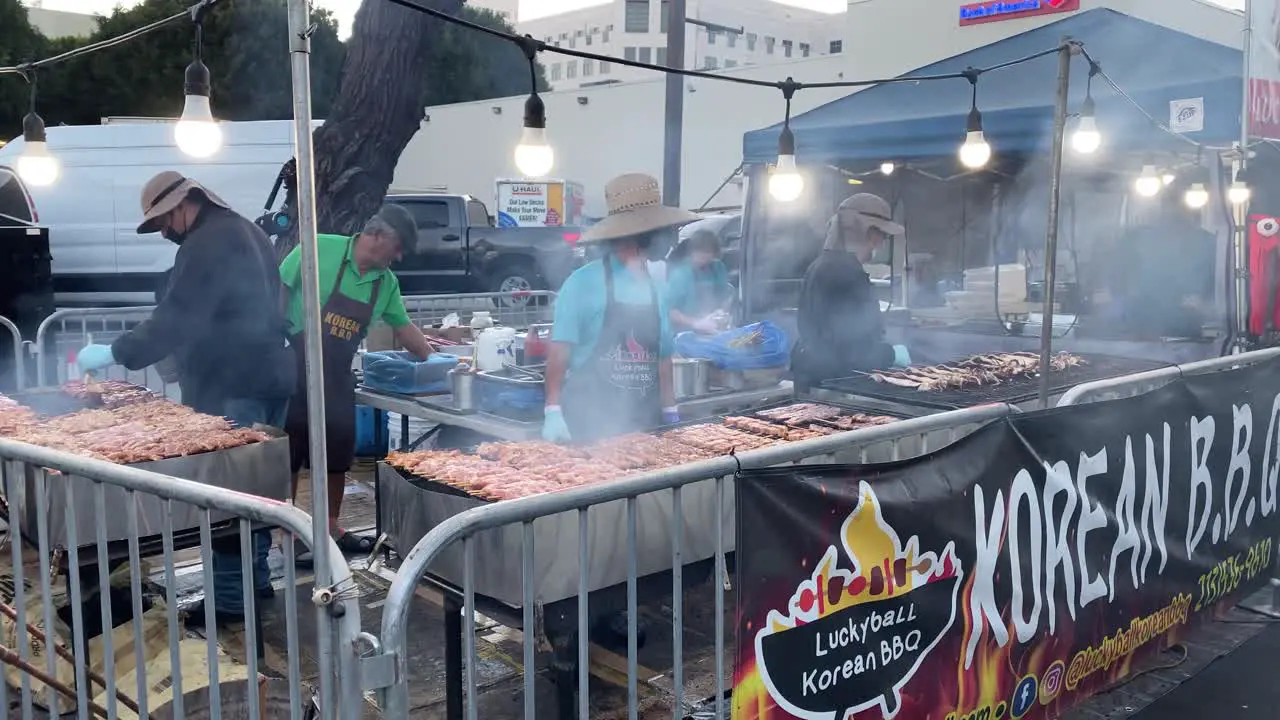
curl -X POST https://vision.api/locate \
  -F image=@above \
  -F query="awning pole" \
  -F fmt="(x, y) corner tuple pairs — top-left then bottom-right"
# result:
(1038, 40), (1074, 409)
(286, 2), (337, 715)
(1235, 0), (1253, 352)
(662, 0), (687, 207)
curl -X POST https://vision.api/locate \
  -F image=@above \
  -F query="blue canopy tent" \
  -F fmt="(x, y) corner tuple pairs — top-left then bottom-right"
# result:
(741, 8), (1243, 165)
(736, 9), (1247, 365)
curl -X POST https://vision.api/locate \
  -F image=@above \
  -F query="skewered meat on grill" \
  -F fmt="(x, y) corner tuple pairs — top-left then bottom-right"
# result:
(869, 352), (1086, 391)
(663, 424), (778, 454)
(585, 434), (711, 470)
(0, 388), (270, 464)
(388, 402), (902, 502)
(827, 413), (898, 430)
(0, 395), (37, 434)
(63, 380), (158, 408)
(755, 403), (844, 426)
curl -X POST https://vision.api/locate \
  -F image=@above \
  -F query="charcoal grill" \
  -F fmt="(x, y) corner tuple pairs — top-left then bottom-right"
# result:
(814, 353), (1172, 411)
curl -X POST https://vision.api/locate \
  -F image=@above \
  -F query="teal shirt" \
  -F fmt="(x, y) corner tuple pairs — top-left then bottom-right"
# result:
(552, 256), (674, 372)
(665, 259), (732, 317)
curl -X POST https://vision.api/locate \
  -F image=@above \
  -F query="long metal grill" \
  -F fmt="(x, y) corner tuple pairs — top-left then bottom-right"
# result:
(818, 353), (1172, 410)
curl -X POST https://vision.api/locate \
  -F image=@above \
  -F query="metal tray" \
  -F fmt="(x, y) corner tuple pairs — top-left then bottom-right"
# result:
(817, 353), (1171, 410)
(377, 462), (734, 607)
(9, 429), (292, 551)
(10, 388), (103, 417)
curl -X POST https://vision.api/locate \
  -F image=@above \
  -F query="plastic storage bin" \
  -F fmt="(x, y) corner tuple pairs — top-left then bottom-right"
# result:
(361, 351), (458, 394)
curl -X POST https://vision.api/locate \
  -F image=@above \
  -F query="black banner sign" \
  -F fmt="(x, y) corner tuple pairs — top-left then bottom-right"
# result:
(734, 358), (1280, 720)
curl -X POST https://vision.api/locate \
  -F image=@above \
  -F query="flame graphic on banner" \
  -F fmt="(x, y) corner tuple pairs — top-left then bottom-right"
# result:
(750, 482), (964, 720)
(767, 485), (960, 633)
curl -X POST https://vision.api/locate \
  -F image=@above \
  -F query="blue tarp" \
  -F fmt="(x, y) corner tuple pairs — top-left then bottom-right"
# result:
(741, 9), (1243, 164)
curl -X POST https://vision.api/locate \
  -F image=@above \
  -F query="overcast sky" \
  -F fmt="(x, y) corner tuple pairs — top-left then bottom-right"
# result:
(39, 0), (1247, 38)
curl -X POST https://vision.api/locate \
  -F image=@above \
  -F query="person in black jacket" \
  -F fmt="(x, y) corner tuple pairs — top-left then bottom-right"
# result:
(76, 170), (295, 627)
(792, 193), (911, 390)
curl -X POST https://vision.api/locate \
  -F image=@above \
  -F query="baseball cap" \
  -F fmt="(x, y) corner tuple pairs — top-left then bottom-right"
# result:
(375, 204), (419, 247)
(837, 193), (905, 236)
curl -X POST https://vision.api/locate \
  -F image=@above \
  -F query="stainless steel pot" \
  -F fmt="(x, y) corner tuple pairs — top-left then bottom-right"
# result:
(450, 366), (476, 411)
(672, 358), (710, 400)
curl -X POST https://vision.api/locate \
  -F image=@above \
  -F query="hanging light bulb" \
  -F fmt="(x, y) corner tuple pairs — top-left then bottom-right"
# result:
(1071, 100), (1100, 154)
(512, 37), (554, 177)
(513, 94), (554, 177)
(769, 127), (804, 202)
(959, 71), (991, 169)
(174, 20), (222, 158)
(1071, 65), (1101, 155)
(17, 111), (58, 187)
(1134, 165), (1161, 197)
(1184, 183), (1210, 209)
(880, 161), (896, 176)
(1228, 166), (1252, 205)
(1229, 179), (1251, 205)
(769, 79), (804, 202)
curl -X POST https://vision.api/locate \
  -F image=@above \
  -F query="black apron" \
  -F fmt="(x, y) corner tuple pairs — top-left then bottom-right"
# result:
(562, 260), (663, 443)
(286, 248), (382, 473)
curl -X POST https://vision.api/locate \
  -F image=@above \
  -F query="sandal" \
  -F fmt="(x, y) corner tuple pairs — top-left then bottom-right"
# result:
(334, 529), (375, 555)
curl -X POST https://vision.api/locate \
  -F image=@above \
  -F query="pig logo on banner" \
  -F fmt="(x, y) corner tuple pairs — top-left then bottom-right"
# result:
(753, 482), (963, 719)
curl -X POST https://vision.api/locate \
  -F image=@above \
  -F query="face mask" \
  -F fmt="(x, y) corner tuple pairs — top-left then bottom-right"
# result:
(161, 227), (186, 245)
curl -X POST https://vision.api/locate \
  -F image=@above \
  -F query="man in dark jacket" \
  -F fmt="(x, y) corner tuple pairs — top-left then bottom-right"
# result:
(792, 193), (911, 390)
(76, 170), (295, 626)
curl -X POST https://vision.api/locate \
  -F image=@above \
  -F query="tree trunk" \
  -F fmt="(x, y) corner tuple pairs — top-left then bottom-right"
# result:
(311, 0), (464, 236)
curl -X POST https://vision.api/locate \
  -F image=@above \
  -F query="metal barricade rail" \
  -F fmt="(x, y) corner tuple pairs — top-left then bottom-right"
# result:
(0, 317), (24, 391)
(1057, 347), (1280, 406)
(401, 291), (557, 331)
(0, 438), (365, 719)
(31, 307), (178, 397)
(369, 403), (1014, 719)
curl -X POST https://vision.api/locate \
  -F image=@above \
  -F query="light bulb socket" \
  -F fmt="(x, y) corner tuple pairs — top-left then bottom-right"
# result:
(22, 112), (47, 144)
(523, 93), (546, 131)
(778, 125), (796, 157)
(966, 106), (983, 133)
(1080, 95), (1095, 119)
(184, 59), (211, 98)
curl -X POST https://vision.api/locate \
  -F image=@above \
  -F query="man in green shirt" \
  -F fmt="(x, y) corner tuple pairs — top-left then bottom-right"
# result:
(279, 205), (434, 559)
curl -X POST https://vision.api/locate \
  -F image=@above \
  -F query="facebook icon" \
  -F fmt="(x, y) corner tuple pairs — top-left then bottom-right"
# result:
(1011, 675), (1038, 718)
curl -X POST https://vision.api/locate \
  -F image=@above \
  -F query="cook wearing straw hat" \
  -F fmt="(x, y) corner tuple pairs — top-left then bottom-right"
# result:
(543, 173), (699, 443)
(75, 170), (296, 626)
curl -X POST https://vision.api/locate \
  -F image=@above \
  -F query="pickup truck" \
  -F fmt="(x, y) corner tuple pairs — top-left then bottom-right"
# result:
(388, 193), (583, 298)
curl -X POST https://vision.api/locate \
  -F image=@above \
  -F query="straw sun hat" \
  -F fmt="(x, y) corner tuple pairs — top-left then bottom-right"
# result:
(136, 170), (231, 234)
(581, 173), (700, 244)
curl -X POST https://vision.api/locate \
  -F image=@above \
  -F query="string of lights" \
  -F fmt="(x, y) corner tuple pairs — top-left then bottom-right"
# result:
(0, 0), (1256, 208)
(1, 0), (223, 186)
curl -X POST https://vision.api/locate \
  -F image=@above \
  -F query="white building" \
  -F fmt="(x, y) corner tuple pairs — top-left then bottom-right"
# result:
(469, 0), (520, 24)
(520, 0), (844, 90)
(25, 5), (98, 38)
(393, 0), (1245, 218)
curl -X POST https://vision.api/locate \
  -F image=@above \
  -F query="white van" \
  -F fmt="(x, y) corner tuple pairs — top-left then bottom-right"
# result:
(0, 119), (311, 306)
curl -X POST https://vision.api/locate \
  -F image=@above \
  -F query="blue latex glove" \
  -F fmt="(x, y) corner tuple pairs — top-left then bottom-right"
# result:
(542, 407), (571, 443)
(892, 345), (912, 368)
(662, 407), (680, 425)
(76, 344), (116, 373)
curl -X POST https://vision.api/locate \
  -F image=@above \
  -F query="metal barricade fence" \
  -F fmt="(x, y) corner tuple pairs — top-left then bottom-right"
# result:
(369, 403), (1014, 719)
(0, 438), (365, 719)
(0, 317), (25, 392)
(32, 307), (179, 398)
(401, 291), (557, 331)
(1057, 347), (1280, 406)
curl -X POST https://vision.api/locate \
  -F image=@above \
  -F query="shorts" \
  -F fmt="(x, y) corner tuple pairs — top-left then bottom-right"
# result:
(285, 385), (357, 475)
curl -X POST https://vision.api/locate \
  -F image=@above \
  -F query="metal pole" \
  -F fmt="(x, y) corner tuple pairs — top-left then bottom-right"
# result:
(286, 0), (338, 716)
(1236, 0), (1254, 351)
(662, 0), (687, 207)
(1038, 41), (1073, 409)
